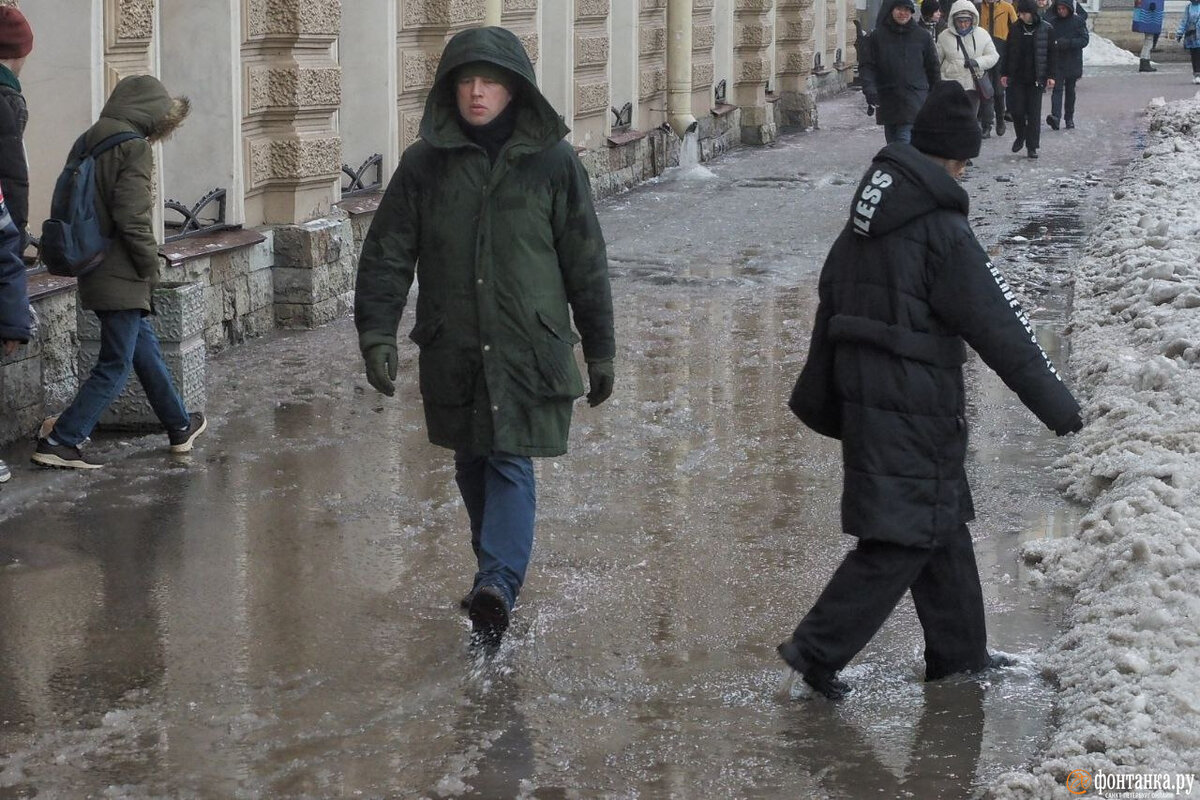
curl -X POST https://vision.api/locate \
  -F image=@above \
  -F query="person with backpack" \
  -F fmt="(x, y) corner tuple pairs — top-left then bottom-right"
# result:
(0, 6), (32, 248)
(32, 75), (205, 470)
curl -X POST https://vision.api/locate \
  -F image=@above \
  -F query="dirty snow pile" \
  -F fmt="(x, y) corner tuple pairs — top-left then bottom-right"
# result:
(991, 94), (1200, 799)
(1083, 33), (1142, 67)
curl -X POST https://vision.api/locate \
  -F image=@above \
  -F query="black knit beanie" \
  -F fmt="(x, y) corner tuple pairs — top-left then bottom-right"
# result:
(921, 0), (941, 16)
(910, 80), (982, 161)
(1017, 0), (1038, 13)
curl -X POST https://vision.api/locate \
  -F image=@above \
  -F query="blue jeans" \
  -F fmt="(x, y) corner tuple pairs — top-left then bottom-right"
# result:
(52, 310), (189, 447)
(454, 452), (536, 609)
(883, 123), (913, 144)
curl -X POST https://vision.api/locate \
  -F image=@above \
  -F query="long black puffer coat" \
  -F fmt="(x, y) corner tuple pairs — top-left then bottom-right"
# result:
(1048, 0), (1088, 81)
(860, 0), (942, 126)
(1003, 12), (1057, 84)
(790, 143), (1081, 548)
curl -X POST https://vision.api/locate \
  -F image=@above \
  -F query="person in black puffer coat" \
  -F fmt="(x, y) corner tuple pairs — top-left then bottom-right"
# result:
(860, 0), (942, 144)
(1002, 0), (1057, 157)
(777, 81), (1082, 700)
(1047, 0), (1088, 129)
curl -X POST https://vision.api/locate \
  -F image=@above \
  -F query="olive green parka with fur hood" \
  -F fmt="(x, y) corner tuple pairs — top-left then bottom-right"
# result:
(354, 27), (615, 457)
(77, 74), (189, 313)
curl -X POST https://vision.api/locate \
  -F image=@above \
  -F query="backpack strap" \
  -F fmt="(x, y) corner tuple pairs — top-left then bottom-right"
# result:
(87, 130), (145, 158)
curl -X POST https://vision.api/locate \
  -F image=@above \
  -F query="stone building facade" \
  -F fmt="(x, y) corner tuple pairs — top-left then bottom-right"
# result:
(0, 0), (856, 446)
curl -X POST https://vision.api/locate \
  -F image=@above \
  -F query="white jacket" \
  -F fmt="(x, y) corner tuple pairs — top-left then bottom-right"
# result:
(937, 0), (1001, 92)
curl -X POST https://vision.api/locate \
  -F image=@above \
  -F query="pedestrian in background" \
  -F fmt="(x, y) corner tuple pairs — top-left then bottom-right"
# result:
(1133, 0), (1164, 71)
(778, 80), (1083, 700)
(1002, 0), (1056, 158)
(354, 27), (615, 649)
(980, 0), (1019, 135)
(937, 1), (999, 125)
(919, 0), (943, 37)
(0, 182), (29, 485)
(0, 5), (32, 248)
(1047, 0), (1088, 130)
(860, 0), (942, 144)
(1177, 0), (1200, 84)
(33, 75), (205, 471)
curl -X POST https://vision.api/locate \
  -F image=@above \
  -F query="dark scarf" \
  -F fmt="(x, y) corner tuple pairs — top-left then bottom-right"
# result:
(459, 101), (518, 164)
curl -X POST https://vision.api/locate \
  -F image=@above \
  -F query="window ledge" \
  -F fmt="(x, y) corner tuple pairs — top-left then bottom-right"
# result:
(336, 190), (384, 216)
(27, 270), (76, 301)
(606, 129), (649, 147)
(160, 228), (266, 268)
(711, 103), (738, 117)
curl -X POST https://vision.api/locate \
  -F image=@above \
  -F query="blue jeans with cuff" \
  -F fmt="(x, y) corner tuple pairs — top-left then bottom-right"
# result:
(52, 310), (189, 447)
(454, 451), (536, 610)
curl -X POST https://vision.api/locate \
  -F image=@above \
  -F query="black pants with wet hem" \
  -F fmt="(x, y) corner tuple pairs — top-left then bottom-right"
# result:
(1007, 81), (1045, 150)
(789, 523), (989, 680)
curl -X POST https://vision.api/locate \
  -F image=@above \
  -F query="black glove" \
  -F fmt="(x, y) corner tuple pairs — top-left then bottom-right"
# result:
(965, 57), (979, 71)
(864, 92), (880, 107)
(586, 359), (614, 407)
(1054, 413), (1083, 436)
(364, 343), (398, 397)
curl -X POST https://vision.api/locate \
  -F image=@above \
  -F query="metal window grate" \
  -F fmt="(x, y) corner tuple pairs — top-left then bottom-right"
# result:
(164, 188), (230, 242)
(341, 154), (383, 196)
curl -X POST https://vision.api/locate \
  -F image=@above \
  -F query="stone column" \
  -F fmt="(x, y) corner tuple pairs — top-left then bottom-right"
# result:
(692, 0), (716, 119)
(639, 0), (668, 131)
(776, 0), (817, 127)
(734, 0), (777, 144)
(574, 0), (612, 149)
(242, 0), (342, 227)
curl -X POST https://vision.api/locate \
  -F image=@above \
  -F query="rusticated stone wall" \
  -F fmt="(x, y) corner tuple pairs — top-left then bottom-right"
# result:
(734, 0), (778, 144)
(692, 0), (716, 117)
(777, 0), (818, 128)
(638, 0), (668, 131)
(574, 0), (612, 149)
(241, 0), (343, 228)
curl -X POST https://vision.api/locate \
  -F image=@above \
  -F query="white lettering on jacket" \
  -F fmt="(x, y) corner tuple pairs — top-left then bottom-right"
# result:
(986, 260), (1063, 381)
(852, 169), (893, 236)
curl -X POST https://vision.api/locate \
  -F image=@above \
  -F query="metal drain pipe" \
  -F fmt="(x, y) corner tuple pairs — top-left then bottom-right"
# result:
(667, 0), (698, 137)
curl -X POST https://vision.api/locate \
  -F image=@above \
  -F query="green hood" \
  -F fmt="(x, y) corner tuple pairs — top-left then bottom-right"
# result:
(419, 26), (568, 153)
(99, 74), (190, 141)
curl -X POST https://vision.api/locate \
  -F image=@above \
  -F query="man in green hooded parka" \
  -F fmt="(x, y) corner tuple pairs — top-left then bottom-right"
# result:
(354, 27), (615, 647)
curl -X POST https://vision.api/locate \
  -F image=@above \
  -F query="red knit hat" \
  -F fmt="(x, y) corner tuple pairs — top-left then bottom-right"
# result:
(0, 7), (33, 60)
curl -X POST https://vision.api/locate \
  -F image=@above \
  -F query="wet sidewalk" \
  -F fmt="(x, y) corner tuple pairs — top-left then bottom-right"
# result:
(2, 66), (1196, 799)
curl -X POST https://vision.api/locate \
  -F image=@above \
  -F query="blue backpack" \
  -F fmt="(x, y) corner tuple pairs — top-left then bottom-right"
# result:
(40, 130), (145, 278)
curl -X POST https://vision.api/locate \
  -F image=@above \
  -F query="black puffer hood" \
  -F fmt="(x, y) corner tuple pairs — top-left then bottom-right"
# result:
(877, 0), (920, 29)
(848, 143), (969, 238)
(420, 26), (568, 153)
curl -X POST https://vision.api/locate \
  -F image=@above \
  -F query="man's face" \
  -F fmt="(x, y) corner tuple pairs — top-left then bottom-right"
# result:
(1055, 3), (1070, 15)
(1019, 10), (1035, 22)
(456, 72), (513, 126)
(892, 4), (914, 24)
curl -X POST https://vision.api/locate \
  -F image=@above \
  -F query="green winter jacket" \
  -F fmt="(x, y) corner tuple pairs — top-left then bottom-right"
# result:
(77, 75), (188, 312)
(354, 26), (615, 457)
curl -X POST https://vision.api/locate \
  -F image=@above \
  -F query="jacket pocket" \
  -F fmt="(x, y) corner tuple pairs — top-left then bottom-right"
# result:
(408, 315), (444, 348)
(411, 315), (476, 406)
(534, 310), (585, 400)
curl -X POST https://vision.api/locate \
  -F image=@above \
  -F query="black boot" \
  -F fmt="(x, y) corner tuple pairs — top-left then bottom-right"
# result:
(996, 117), (1006, 136)
(777, 640), (851, 700)
(1139, 58), (1158, 73)
(1046, 114), (1060, 130)
(1011, 136), (1025, 153)
(1065, 118), (1075, 129)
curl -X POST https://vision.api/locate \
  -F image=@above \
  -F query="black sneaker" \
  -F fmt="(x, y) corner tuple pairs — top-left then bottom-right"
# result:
(777, 640), (850, 700)
(1065, 119), (1074, 129)
(168, 412), (207, 453)
(1011, 137), (1024, 153)
(31, 439), (103, 470)
(468, 585), (510, 648)
(996, 117), (1007, 136)
(1046, 114), (1060, 130)
(1028, 148), (1039, 159)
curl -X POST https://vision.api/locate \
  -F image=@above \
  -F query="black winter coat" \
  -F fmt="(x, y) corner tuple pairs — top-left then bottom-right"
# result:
(860, 0), (942, 126)
(790, 144), (1081, 548)
(0, 80), (29, 237)
(1003, 14), (1057, 84)
(1048, 0), (1088, 80)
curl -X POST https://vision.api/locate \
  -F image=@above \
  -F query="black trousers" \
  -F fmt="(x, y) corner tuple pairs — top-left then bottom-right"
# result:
(789, 524), (989, 680)
(1191, 48), (1200, 73)
(1007, 81), (1045, 151)
(1050, 77), (1077, 122)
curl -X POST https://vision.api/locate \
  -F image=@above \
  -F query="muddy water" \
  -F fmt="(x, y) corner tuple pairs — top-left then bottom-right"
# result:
(0, 86), (1141, 798)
